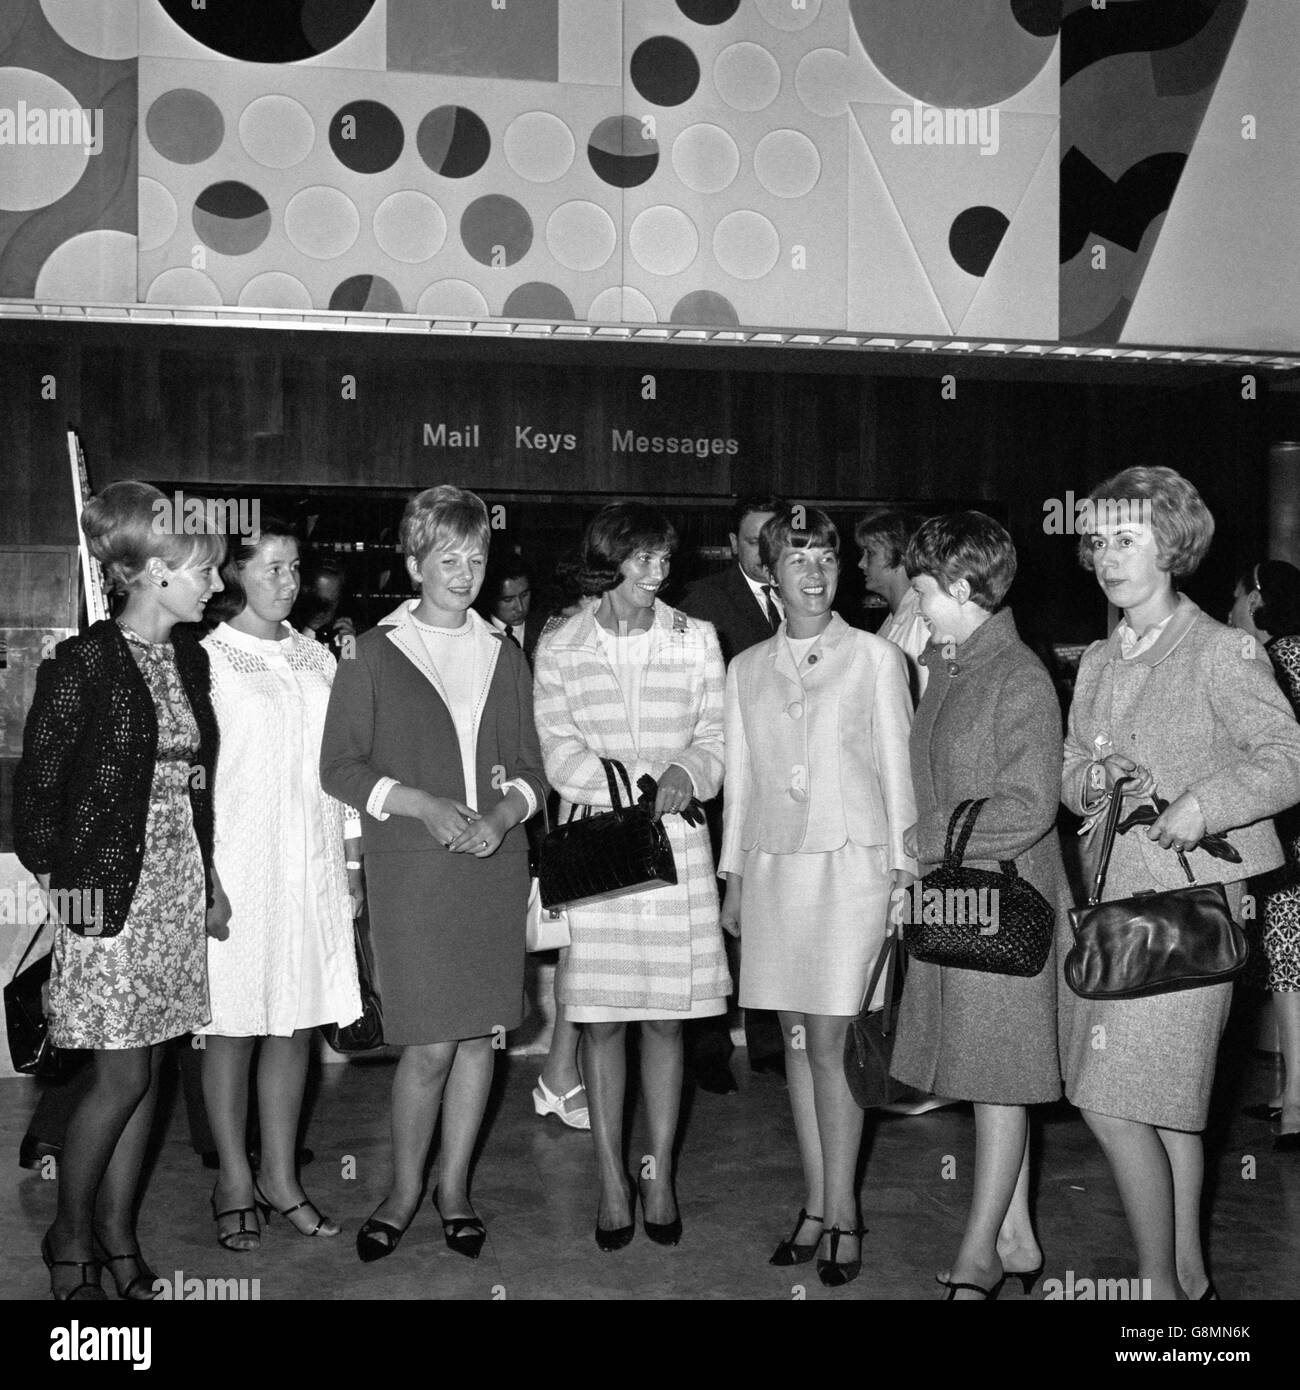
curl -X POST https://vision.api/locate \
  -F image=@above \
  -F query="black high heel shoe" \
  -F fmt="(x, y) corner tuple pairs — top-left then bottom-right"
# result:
(93, 1234), (158, 1300)
(769, 1208), (824, 1266)
(637, 1176), (682, 1247)
(432, 1192), (487, 1260)
(355, 1206), (413, 1264)
(41, 1233), (106, 1302)
(941, 1274), (1006, 1301)
(210, 1185), (262, 1252)
(816, 1225), (864, 1287)
(595, 1184), (636, 1252)
(254, 1181), (338, 1238)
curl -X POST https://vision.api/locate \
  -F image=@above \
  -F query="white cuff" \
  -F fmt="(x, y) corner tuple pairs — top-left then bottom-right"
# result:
(366, 777), (398, 821)
(500, 778), (538, 820)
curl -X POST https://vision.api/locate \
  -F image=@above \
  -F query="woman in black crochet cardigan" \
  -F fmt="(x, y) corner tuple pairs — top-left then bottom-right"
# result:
(16, 482), (227, 1300)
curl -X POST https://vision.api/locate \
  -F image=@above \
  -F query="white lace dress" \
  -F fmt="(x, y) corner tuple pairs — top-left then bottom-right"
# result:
(198, 622), (361, 1037)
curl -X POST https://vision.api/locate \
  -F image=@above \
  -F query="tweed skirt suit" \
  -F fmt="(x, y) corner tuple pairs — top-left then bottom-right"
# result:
(891, 609), (1070, 1105)
(320, 602), (546, 1045)
(1061, 597), (1300, 1130)
(720, 615), (917, 1015)
(533, 600), (730, 1022)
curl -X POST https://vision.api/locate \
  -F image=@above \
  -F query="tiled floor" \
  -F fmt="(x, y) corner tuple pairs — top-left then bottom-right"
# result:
(2, 1036), (1297, 1302)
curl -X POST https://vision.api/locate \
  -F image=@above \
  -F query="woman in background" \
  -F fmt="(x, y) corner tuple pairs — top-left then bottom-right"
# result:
(200, 520), (362, 1251)
(322, 485), (544, 1263)
(533, 503), (729, 1251)
(890, 512), (1067, 1300)
(16, 481), (225, 1299)
(1228, 559), (1300, 1153)
(1062, 468), (1300, 1299)
(720, 506), (915, 1287)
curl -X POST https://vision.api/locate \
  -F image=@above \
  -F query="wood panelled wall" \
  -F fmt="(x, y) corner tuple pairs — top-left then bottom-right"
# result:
(0, 322), (1289, 641)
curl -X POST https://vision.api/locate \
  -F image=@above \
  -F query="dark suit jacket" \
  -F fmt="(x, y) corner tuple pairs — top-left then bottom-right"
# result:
(678, 564), (774, 666)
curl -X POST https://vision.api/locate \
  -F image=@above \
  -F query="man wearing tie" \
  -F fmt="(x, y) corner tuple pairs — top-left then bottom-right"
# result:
(479, 554), (543, 660)
(679, 496), (788, 1091)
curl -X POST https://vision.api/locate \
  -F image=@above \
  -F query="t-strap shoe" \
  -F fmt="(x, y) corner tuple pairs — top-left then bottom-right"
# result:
(210, 1186), (261, 1252)
(254, 1182), (339, 1238)
(769, 1208), (824, 1266)
(93, 1234), (159, 1300)
(532, 1076), (591, 1130)
(816, 1225), (865, 1288)
(41, 1233), (106, 1302)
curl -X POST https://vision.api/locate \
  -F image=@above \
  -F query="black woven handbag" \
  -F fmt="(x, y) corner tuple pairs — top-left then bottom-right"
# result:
(538, 758), (677, 910)
(844, 928), (908, 1109)
(321, 910), (384, 1054)
(905, 799), (1054, 978)
(1065, 777), (1247, 1000)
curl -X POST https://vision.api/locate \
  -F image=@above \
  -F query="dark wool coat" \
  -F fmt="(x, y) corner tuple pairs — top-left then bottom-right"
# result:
(891, 609), (1069, 1104)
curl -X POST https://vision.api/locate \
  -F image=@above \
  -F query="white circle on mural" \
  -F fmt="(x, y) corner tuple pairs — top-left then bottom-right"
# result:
(755, 0), (820, 30)
(714, 210), (780, 280)
(238, 94), (315, 169)
(284, 185), (360, 259)
(40, 0), (137, 59)
(588, 286), (658, 323)
(629, 205), (697, 277)
(713, 43), (781, 111)
(417, 279), (491, 317)
(35, 229), (136, 302)
(374, 190), (447, 263)
(238, 272), (314, 310)
(795, 48), (848, 117)
(503, 111), (575, 183)
(546, 201), (616, 271)
(138, 177), (178, 252)
(754, 129), (821, 198)
(672, 124), (740, 194)
(145, 266), (223, 306)
(0, 68), (90, 211)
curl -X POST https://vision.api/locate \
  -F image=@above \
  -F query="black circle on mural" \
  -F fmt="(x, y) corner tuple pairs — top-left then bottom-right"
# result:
(587, 115), (659, 189)
(329, 275), (404, 313)
(416, 106), (491, 179)
(502, 283), (576, 321)
(671, 291), (740, 328)
(193, 182), (271, 255)
(1009, 0), (1061, 39)
(329, 100), (404, 174)
(461, 195), (533, 267)
(630, 36), (701, 107)
(949, 206), (1010, 277)
(677, 0), (741, 24)
(157, 0), (374, 63)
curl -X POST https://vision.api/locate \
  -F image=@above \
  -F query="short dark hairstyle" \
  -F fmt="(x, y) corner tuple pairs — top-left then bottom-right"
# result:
(854, 509), (921, 569)
(578, 502), (677, 596)
(482, 551), (530, 603)
(905, 511), (1017, 613)
(1241, 559), (1300, 639)
(731, 494), (786, 535)
(206, 516), (300, 625)
(758, 505), (839, 574)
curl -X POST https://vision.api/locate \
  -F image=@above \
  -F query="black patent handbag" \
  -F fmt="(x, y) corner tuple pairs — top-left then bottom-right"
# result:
(904, 799), (1055, 978)
(538, 758), (677, 910)
(4, 923), (84, 1081)
(844, 927), (908, 1110)
(321, 908), (384, 1054)
(1065, 777), (1247, 999)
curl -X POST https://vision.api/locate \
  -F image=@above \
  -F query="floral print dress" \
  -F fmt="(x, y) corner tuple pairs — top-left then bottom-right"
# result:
(49, 625), (210, 1049)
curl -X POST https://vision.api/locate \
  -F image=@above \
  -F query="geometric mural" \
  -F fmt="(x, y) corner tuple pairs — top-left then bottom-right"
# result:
(0, 1), (1296, 352)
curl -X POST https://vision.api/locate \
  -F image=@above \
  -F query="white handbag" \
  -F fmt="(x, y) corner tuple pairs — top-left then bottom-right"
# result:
(526, 875), (570, 952)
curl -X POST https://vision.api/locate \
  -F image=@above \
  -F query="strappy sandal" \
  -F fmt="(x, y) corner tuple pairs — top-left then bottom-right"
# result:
(210, 1185), (261, 1252)
(93, 1235), (159, 1301)
(41, 1233), (107, 1302)
(255, 1181), (339, 1238)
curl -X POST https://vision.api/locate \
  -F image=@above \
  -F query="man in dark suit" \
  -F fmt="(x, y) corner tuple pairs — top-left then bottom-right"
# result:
(478, 553), (545, 661)
(678, 495), (788, 1092)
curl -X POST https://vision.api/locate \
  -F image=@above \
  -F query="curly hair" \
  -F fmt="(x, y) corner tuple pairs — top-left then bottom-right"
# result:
(577, 503), (677, 596)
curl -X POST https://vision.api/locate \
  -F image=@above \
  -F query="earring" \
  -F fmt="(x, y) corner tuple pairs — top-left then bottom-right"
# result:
(160, 578), (168, 587)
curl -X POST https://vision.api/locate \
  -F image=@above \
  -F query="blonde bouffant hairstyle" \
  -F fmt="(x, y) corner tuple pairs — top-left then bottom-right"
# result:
(1075, 466), (1214, 578)
(80, 481), (225, 595)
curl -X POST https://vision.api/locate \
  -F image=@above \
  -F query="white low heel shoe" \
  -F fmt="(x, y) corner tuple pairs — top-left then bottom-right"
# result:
(532, 1077), (591, 1131)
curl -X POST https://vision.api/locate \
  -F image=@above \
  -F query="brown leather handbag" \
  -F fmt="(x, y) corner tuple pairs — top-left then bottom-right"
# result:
(1065, 778), (1248, 1000)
